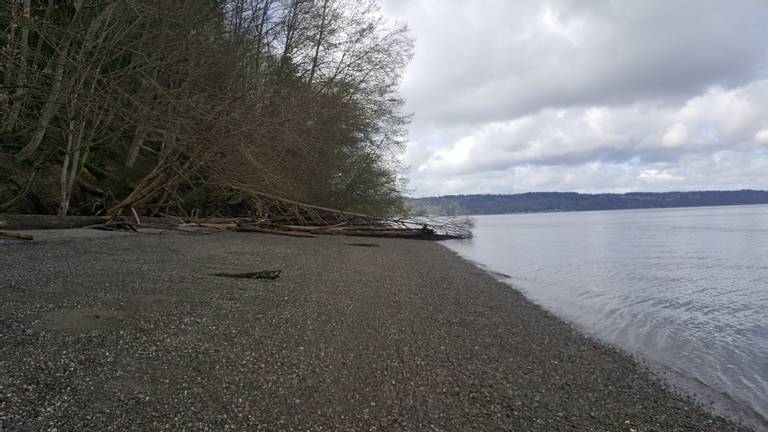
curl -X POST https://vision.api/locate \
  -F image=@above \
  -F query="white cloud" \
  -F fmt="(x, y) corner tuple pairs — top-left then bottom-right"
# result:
(400, 79), (768, 195)
(662, 124), (689, 147)
(755, 129), (768, 145)
(638, 168), (684, 183)
(385, 0), (768, 125)
(380, 0), (768, 196)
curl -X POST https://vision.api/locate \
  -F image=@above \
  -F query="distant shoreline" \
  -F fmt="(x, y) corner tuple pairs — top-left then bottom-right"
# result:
(410, 190), (768, 216)
(467, 201), (768, 217)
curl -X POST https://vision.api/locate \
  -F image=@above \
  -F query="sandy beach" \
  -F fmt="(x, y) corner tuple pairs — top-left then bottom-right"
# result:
(0, 229), (747, 431)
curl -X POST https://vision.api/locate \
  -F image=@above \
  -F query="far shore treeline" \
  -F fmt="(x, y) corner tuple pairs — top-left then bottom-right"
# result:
(0, 0), (412, 217)
(410, 190), (768, 216)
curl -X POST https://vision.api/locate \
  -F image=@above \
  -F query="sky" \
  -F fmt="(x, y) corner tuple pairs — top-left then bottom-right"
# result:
(379, 0), (768, 197)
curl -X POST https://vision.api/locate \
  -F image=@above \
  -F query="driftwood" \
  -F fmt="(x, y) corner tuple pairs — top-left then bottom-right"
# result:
(0, 212), (473, 240)
(0, 214), (108, 230)
(80, 215), (472, 240)
(107, 187), (474, 239)
(107, 190), (475, 239)
(235, 225), (317, 238)
(0, 230), (34, 240)
(229, 192), (474, 239)
(89, 221), (139, 232)
(211, 270), (281, 280)
(1, 193), (474, 240)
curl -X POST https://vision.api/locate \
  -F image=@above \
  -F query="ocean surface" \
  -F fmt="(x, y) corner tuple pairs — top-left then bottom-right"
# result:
(443, 205), (768, 431)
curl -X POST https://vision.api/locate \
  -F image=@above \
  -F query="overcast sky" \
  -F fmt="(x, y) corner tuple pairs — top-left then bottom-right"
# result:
(379, 0), (768, 197)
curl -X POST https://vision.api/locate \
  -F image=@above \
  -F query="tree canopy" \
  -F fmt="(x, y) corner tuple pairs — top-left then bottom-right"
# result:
(0, 0), (413, 217)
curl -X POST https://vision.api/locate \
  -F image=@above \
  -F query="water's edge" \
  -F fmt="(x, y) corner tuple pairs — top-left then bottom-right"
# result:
(439, 243), (768, 432)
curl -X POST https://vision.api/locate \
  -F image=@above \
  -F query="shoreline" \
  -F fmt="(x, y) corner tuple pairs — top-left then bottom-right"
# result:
(1, 229), (751, 431)
(444, 246), (768, 432)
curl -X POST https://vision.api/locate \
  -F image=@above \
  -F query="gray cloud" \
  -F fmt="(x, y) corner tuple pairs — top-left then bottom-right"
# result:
(380, 0), (768, 196)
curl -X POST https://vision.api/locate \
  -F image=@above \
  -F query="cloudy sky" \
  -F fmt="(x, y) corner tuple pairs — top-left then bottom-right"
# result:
(379, 0), (768, 197)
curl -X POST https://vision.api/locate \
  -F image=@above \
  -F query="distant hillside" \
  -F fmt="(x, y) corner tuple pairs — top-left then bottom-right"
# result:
(408, 190), (768, 216)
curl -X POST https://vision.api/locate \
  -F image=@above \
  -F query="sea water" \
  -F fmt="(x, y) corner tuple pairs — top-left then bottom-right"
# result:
(444, 205), (768, 430)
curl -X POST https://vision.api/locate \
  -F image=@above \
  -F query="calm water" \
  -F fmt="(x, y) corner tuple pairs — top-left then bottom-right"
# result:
(444, 205), (768, 430)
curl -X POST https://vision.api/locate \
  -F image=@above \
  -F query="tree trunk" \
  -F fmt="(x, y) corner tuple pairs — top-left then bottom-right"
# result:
(17, 45), (68, 162)
(125, 126), (147, 167)
(4, 0), (31, 130)
(307, 0), (329, 86)
(2, 0), (18, 92)
(58, 120), (75, 215)
(58, 118), (85, 216)
(280, 0), (301, 72)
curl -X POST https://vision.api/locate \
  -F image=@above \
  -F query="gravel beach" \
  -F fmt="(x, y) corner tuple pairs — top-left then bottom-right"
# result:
(0, 229), (748, 431)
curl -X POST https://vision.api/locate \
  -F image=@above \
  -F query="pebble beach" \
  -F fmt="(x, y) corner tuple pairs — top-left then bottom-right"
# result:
(0, 229), (747, 431)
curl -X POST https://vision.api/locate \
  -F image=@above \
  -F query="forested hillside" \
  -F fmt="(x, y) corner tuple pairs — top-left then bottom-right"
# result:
(0, 0), (412, 217)
(409, 190), (768, 215)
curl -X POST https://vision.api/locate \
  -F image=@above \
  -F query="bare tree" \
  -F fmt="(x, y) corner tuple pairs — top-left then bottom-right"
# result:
(1, 0), (413, 218)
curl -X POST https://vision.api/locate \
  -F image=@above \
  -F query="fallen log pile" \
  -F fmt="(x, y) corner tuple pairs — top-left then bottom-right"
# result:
(105, 190), (475, 239)
(93, 216), (473, 240)
(2, 192), (474, 240)
(238, 220), (471, 240)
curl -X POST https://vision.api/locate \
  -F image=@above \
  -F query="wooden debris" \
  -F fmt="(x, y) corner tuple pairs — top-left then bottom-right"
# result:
(81, 214), (473, 240)
(1, 191), (473, 240)
(0, 215), (108, 230)
(89, 221), (138, 232)
(211, 270), (282, 280)
(130, 207), (142, 225)
(235, 225), (317, 238)
(106, 187), (474, 239)
(0, 230), (33, 240)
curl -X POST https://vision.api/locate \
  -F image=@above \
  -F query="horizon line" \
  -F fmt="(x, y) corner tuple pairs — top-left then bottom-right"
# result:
(407, 188), (767, 199)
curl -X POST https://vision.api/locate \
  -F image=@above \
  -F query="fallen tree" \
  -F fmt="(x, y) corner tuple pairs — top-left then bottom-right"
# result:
(109, 217), (472, 240)
(2, 189), (474, 240)
(104, 192), (473, 240)
(0, 214), (108, 230)
(99, 187), (473, 239)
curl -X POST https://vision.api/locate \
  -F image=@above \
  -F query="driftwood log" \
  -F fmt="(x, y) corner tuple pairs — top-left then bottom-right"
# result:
(0, 230), (33, 240)
(235, 225), (317, 238)
(0, 214), (108, 230)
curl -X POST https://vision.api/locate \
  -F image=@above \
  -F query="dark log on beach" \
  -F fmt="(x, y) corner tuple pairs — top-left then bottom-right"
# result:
(324, 229), (429, 238)
(0, 214), (108, 230)
(0, 230), (33, 240)
(235, 226), (317, 238)
(178, 222), (239, 230)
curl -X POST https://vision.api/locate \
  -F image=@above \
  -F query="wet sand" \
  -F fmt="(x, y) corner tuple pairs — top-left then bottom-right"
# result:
(0, 229), (748, 431)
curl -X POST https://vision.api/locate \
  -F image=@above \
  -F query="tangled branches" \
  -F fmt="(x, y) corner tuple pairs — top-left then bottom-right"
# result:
(1, 0), (413, 219)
